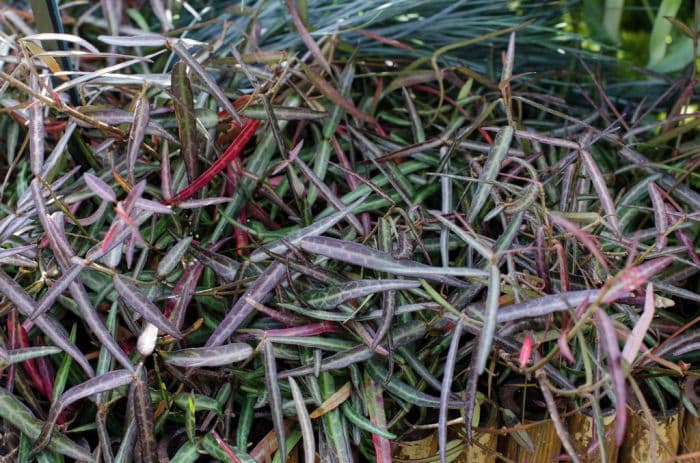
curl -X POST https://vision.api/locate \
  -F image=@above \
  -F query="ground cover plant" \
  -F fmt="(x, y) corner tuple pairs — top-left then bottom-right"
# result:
(0, 0), (698, 462)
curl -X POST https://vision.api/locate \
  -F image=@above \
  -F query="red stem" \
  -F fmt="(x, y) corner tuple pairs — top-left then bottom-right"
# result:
(164, 119), (260, 205)
(8, 319), (51, 399)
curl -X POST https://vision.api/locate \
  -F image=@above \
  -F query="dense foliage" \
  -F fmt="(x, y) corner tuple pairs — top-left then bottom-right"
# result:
(0, 1), (698, 462)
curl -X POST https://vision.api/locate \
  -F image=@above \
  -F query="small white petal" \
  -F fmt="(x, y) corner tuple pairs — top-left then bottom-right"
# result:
(137, 322), (159, 356)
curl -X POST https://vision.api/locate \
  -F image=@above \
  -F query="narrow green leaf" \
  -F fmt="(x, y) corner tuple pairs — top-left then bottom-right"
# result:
(170, 441), (199, 463)
(502, 407), (535, 454)
(186, 393), (196, 443)
(209, 95), (299, 243)
(319, 372), (353, 463)
(173, 392), (222, 414)
(308, 60), (354, 205)
(340, 402), (396, 440)
(172, 62), (199, 182)
(51, 324), (77, 401)
(466, 126), (513, 224)
(237, 395), (256, 450)
(6, 346), (61, 364)
(648, 0), (683, 66)
(365, 360), (463, 409)
(430, 211), (493, 260)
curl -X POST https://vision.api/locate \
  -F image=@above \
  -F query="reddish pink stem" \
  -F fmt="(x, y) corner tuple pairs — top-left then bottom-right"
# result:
(8, 319), (52, 399)
(212, 431), (243, 463)
(263, 322), (339, 337)
(165, 119), (260, 205)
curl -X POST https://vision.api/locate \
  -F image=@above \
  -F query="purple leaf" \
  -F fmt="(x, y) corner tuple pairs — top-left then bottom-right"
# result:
(580, 148), (620, 235)
(113, 275), (182, 339)
(28, 74), (44, 176)
(603, 257), (673, 303)
(205, 262), (287, 347)
(188, 243), (239, 281)
(134, 198), (172, 215)
(305, 279), (420, 310)
(156, 236), (192, 278)
(263, 339), (286, 463)
(168, 39), (240, 123)
(168, 262), (203, 330)
(364, 372), (393, 463)
(551, 214), (609, 274)
(76, 200), (109, 226)
(30, 264), (84, 321)
(475, 265), (501, 374)
(128, 94), (149, 185)
(249, 195), (368, 263)
(177, 197), (232, 208)
(439, 320), (463, 463)
(171, 61), (199, 182)
(32, 370), (133, 456)
(299, 236), (481, 287)
(595, 310), (627, 446)
(131, 364), (158, 462)
(495, 289), (602, 322)
(621, 283), (655, 365)
(288, 377), (315, 463)
(84, 173), (116, 202)
(75, 108), (175, 142)
(164, 343), (253, 367)
(371, 289), (395, 350)
(648, 182), (668, 250)
(0, 267), (94, 377)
